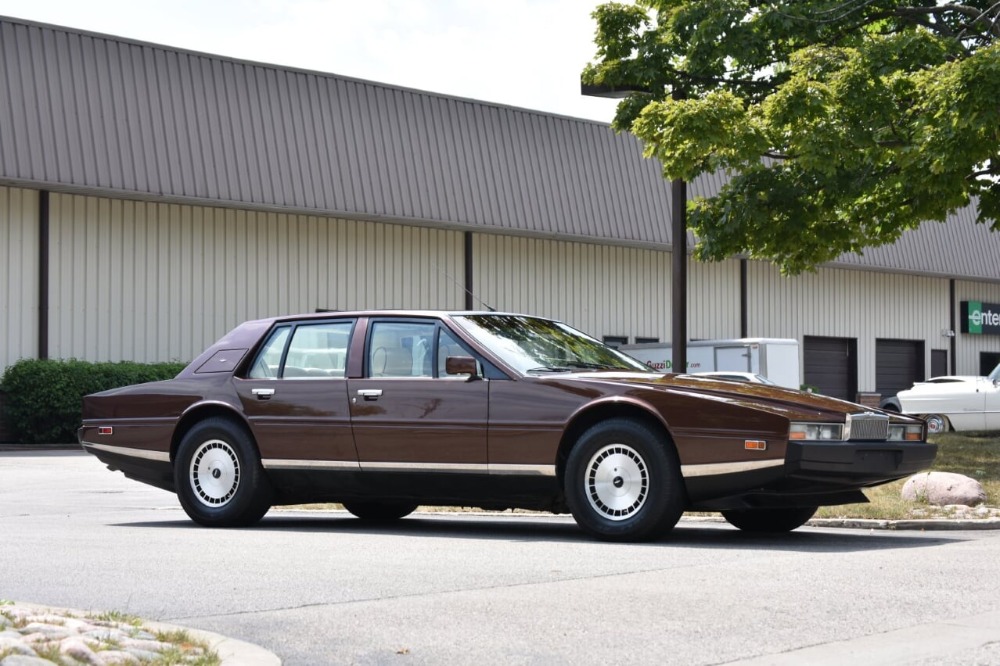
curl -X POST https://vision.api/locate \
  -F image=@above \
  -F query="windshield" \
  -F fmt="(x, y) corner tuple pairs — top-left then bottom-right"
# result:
(990, 363), (1000, 383)
(453, 314), (654, 375)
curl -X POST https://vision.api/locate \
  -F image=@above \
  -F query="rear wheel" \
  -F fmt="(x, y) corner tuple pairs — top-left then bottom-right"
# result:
(721, 506), (817, 533)
(174, 417), (272, 527)
(343, 501), (418, 522)
(924, 414), (948, 435)
(564, 418), (685, 542)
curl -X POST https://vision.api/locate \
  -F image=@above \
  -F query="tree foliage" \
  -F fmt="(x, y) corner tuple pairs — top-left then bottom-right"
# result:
(583, 1), (1000, 274)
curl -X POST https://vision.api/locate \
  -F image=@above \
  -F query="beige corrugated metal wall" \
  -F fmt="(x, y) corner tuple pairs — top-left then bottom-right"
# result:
(8, 185), (998, 380)
(472, 234), (741, 342)
(954, 280), (1000, 374)
(748, 262), (951, 390)
(0, 186), (39, 370)
(689, 258), (741, 340)
(47, 193), (464, 363)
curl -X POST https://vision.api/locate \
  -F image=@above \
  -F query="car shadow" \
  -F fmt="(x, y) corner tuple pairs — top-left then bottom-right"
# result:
(113, 511), (967, 553)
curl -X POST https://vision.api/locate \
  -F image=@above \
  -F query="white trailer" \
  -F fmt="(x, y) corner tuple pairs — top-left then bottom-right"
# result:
(620, 338), (801, 389)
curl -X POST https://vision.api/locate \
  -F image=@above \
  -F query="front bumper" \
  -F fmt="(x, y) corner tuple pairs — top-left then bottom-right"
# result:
(786, 440), (938, 484)
(686, 439), (938, 511)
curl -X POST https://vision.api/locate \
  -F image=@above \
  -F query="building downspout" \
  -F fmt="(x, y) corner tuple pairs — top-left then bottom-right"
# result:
(740, 259), (748, 338)
(38, 190), (49, 360)
(949, 278), (956, 375)
(464, 231), (474, 311)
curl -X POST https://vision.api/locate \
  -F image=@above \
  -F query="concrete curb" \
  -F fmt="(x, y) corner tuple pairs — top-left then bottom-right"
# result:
(680, 515), (1000, 531)
(12, 601), (281, 666)
(807, 517), (1000, 531)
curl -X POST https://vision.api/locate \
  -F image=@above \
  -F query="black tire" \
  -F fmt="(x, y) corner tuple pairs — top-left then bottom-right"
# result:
(924, 414), (948, 435)
(174, 417), (272, 527)
(721, 506), (817, 533)
(343, 501), (418, 522)
(564, 418), (685, 542)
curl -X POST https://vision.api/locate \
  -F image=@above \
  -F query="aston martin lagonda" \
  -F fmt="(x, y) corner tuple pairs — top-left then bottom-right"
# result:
(79, 311), (936, 541)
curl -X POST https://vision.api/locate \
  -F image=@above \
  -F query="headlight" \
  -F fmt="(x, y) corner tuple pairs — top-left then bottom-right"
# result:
(887, 424), (924, 441)
(789, 422), (845, 441)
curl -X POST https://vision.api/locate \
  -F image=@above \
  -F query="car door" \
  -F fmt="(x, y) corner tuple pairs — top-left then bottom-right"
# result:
(348, 318), (488, 471)
(234, 319), (358, 468)
(983, 377), (1000, 430)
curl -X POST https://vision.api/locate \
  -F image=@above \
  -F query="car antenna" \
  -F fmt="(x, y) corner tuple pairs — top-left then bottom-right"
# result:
(434, 262), (496, 312)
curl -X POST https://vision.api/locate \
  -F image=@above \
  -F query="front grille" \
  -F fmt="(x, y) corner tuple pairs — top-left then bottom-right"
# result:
(846, 413), (889, 441)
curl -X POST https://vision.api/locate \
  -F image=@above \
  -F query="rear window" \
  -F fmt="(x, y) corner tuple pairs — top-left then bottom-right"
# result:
(247, 321), (354, 379)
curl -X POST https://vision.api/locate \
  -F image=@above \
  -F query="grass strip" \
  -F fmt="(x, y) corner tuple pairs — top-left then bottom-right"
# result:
(816, 431), (999, 520)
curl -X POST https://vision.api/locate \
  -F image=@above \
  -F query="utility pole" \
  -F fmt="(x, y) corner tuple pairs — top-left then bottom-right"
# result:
(582, 83), (688, 373)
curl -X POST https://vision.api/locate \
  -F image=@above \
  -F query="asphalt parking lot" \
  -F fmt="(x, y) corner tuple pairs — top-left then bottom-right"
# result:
(3, 450), (1000, 665)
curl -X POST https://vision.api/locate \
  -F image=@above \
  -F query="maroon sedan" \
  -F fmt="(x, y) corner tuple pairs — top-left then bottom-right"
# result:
(79, 311), (935, 542)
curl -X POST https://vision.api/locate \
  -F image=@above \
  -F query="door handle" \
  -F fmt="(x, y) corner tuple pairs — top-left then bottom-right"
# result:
(252, 388), (275, 400)
(357, 389), (383, 400)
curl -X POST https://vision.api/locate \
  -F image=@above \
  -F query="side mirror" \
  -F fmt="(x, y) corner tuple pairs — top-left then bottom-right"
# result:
(445, 355), (479, 379)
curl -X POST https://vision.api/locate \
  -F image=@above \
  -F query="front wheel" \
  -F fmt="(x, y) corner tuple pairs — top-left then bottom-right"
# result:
(721, 506), (817, 533)
(564, 418), (685, 542)
(923, 414), (948, 435)
(343, 501), (418, 522)
(174, 417), (272, 527)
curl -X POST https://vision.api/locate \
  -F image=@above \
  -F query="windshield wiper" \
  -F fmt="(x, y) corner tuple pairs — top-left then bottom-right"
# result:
(526, 362), (618, 374)
(562, 361), (619, 370)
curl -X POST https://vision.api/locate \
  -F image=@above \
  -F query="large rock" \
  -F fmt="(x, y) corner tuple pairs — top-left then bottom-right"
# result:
(902, 472), (986, 506)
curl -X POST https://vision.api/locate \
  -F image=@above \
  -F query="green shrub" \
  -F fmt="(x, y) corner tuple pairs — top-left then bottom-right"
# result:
(0, 359), (188, 444)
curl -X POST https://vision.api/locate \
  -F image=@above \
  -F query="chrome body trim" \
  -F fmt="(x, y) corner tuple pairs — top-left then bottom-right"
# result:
(261, 460), (557, 475)
(262, 459), (362, 471)
(488, 463), (557, 477)
(362, 462), (488, 473)
(82, 442), (171, 463)
(681, 459), (785, 478)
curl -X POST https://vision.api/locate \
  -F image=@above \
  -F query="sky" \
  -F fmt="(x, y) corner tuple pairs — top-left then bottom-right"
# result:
(0, 0), (625, 123)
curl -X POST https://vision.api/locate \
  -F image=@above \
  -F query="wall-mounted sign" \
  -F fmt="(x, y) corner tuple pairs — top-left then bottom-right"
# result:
(961, 301), (1000, 335)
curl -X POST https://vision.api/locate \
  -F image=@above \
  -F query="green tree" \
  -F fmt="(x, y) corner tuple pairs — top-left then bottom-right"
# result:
(583, 1), (1000, 274)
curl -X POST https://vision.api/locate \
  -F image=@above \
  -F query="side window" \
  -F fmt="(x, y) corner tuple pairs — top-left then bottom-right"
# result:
(248, 326), (291, 379)
(437, 328), (478, 378)
(283, 322), (353, 379)
(369, 322), (436, 378)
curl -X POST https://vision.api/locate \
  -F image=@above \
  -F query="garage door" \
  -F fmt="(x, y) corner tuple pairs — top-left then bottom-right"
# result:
(803, 336), (856, 401)
(876, 339), (924, 400)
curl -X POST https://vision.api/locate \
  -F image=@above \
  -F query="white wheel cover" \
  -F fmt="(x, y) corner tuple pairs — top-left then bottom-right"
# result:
(189, 439), (241, 507)
(585, 444), (649, 521)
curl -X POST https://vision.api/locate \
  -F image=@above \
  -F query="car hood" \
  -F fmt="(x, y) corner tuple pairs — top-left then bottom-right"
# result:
(900, 377), (982, 394)
(567, 372), (910, 422)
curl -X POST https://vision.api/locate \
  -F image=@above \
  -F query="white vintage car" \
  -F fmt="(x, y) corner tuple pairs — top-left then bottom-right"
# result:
(894, 363), (1000, 434)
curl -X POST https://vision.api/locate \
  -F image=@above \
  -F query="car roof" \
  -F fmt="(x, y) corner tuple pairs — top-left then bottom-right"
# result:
(251, 310), (549, 326)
